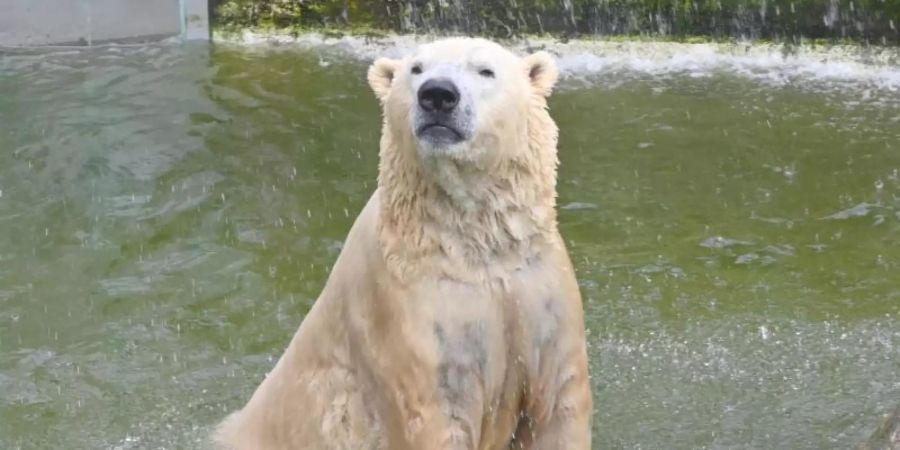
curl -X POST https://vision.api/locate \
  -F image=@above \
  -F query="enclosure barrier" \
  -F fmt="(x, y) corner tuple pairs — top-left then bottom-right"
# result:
(0, 0), (208, 46)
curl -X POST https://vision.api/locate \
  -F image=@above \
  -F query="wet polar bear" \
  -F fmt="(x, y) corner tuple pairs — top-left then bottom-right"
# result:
(215, 37), (592, 450)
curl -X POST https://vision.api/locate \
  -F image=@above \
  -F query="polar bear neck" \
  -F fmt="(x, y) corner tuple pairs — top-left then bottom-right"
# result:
(376, 96), (560, 283)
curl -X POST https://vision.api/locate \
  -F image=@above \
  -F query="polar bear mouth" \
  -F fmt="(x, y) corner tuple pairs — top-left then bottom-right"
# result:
(417, 123), (465, 144)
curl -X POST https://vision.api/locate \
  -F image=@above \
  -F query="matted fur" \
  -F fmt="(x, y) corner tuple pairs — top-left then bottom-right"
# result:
(215, 38), (591, 450)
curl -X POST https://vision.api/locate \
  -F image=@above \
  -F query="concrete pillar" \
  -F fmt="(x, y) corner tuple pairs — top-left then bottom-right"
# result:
(182, 0), (210, 41)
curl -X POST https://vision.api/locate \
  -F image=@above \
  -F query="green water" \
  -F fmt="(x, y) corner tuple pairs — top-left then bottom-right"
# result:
(1, 41), (898, 449)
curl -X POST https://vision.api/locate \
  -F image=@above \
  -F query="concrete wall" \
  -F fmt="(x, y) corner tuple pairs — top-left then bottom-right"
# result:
(0, 0), (208, 46)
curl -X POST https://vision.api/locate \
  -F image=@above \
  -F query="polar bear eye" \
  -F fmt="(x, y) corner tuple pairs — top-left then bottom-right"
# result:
(411, 65), (423, 75)
(478, 68), (495, 78)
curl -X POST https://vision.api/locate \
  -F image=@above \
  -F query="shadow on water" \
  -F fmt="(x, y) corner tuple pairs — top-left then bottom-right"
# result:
(0, 39), (898, 449)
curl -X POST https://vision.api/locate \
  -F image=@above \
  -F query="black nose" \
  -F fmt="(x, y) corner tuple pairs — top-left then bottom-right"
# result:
(418, 78), (459, 113)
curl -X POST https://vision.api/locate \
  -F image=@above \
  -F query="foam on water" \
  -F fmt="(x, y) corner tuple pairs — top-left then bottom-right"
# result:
(218, 30), (900, 94)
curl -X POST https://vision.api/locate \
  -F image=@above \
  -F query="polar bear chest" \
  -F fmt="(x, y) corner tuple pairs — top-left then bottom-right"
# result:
(411, 255), (565, 438)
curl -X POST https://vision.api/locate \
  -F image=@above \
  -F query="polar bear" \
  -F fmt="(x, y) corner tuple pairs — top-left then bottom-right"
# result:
(214, 37), (592, 450)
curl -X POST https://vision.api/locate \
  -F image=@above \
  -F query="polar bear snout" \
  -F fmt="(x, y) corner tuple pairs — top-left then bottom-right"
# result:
(418, 78), (459, 113)
(414, 76), (470, 148)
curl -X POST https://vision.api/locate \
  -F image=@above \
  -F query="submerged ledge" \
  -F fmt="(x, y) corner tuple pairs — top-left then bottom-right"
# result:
(213, 29), (900, 91)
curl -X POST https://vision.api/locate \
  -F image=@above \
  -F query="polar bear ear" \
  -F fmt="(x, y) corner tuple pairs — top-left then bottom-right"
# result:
(368, 57), (400, 102)
(523, 51), (559, 97)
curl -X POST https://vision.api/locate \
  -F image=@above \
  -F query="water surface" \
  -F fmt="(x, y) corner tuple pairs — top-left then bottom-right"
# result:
(1, 39), (898, 449)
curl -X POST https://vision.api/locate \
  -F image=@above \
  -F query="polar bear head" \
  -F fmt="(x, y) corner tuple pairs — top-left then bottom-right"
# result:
(368, 38), (559, 171)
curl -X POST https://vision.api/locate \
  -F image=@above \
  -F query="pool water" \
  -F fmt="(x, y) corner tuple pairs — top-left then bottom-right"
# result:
(1, 38), (898, 449)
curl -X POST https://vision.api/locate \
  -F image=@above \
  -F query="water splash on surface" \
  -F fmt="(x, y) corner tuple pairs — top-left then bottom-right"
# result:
(217, 31), (900, 94)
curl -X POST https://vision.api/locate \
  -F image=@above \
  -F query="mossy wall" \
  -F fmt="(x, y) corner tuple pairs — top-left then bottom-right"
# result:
(211, 0), (900, 44)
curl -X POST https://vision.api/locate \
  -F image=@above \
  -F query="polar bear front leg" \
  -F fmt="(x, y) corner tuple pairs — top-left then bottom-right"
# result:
(517, 272), (593, 450)
(528, 351), (592, 450)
